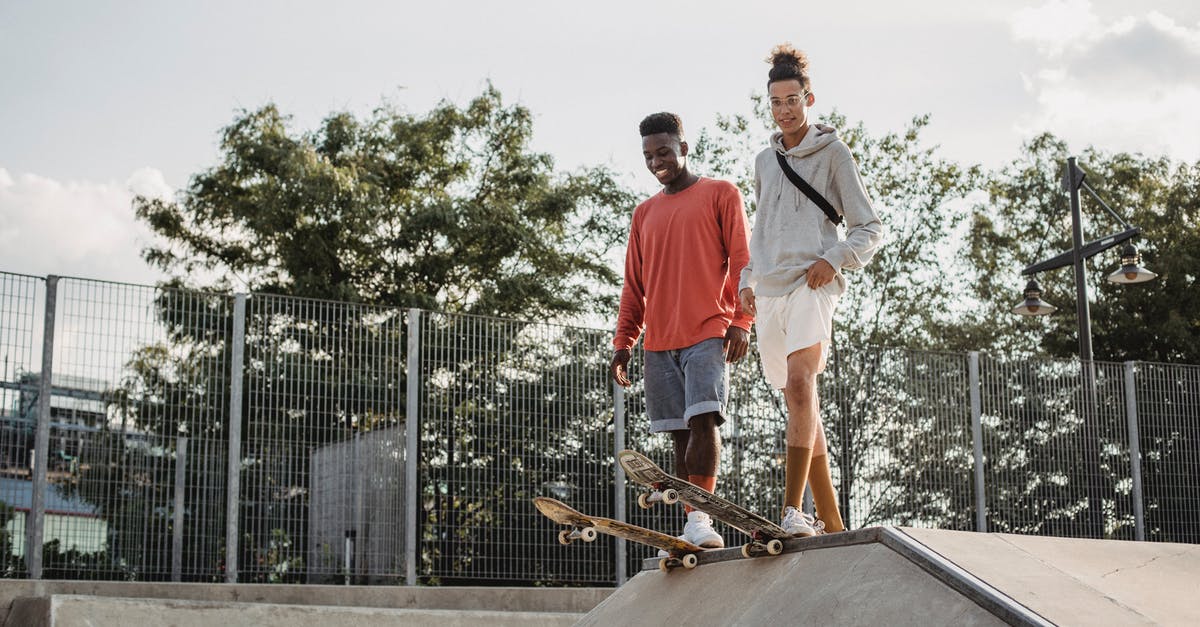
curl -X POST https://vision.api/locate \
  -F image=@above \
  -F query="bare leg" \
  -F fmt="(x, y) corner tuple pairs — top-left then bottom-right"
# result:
(783, 344), (823, 512)
(670, 430), (691, 480)
(684, 412), (721, 477)
(783, 344), (823, 448)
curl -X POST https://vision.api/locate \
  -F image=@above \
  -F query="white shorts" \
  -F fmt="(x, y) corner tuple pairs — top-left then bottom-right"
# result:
(755, 283), (840, 389)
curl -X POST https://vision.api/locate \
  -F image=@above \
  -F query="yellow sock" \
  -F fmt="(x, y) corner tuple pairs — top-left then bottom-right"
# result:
(809, 454), (845, 532)
(784, 447), (813, 514)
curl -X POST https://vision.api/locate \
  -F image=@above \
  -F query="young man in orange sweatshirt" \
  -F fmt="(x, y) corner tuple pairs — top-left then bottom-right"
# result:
(611, 112), (754, 548)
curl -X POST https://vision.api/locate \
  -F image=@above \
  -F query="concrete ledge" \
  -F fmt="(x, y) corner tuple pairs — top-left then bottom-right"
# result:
(0, 581), (610, 615)
(7, 594), (584, 627)
(638, 526), (888, 571)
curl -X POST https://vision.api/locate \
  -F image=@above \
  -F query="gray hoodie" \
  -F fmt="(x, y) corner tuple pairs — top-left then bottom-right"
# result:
(738, 124), (885, 297)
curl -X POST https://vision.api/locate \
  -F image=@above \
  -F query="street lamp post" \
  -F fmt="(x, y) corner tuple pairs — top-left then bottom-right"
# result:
(1011, 156), (1157, 539)
(1012, 156), (1156, 354)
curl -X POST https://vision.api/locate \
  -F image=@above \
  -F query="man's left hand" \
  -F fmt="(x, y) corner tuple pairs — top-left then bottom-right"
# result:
(724, 326), (750, 363)
(806, 259), (837, 290)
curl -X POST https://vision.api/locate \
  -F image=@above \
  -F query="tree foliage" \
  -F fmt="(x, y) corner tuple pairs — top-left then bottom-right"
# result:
(968, 136), (1200, 362)
(134, 84), (635, 320)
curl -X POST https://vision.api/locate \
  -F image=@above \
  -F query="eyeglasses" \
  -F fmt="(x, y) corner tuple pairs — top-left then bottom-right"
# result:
(769, 92), (810, 110)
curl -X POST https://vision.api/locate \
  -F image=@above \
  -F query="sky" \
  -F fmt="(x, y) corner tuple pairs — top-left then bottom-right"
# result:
(1, 0), (1198, 286)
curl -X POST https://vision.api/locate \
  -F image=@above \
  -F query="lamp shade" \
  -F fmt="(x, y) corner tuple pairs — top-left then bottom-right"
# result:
(1107, 244), (1157, 284)
(1012, 279), (1056, 316)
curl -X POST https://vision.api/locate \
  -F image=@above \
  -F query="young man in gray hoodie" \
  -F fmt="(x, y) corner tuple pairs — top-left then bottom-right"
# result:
(738, 44), (884, 536)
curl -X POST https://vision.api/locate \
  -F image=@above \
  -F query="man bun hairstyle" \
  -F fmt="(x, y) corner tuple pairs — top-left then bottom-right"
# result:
(639, 112), (684, 139)
(767, 43), (811, 91)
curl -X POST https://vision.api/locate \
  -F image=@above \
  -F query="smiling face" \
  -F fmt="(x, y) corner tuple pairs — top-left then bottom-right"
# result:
(642, 132), (688, 186)
(769, 79), (813, 139)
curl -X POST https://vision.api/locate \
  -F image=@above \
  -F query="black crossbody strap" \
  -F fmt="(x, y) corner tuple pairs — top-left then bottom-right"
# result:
(775, 151), (843, 226)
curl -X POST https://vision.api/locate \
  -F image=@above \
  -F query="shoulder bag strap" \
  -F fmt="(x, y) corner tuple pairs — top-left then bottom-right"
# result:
(775, 151), (843, 226)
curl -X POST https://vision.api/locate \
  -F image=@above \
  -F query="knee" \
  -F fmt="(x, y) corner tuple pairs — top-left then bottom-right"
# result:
(784, 370), (817, 400)
(688, 415), (718, 440)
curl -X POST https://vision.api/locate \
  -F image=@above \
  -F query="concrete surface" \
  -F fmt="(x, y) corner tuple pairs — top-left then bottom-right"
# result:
(586, 526), (1200, 626)
(903, 527), (1200, 626)
(6, 594), (583, 627)
(0, 581), (608, 612)
(592, 536), (1006, 626)
(0, 582), (610, 627)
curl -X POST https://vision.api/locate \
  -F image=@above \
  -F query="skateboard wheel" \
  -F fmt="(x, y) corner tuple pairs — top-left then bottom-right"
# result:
(682, 553), (698, 569)
(637, 493), (652, 509)
(662, 488), (680, 505)
(767, 539), (784, 555)
(741, 544), (755, 559)
(581, 527), (598, 542)
(558, 530), (572, 545)
(659, 557), (671, 573)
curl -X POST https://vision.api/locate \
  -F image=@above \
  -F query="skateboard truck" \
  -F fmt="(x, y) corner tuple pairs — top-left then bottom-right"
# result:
(636, 483), (680, 509)
(740, 535), (785, 558)
(658, 553), (699, 572)
(557, 526), (599, 545)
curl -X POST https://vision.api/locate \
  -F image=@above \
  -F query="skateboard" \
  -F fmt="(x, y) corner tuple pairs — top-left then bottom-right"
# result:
(533, 496), (705, 571)
(618, 449), (790, 558)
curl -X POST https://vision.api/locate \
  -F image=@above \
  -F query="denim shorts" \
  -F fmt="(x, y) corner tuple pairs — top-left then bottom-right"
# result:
(643, 337), (729, 433)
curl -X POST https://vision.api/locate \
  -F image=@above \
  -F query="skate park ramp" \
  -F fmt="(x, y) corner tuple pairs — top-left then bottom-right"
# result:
(579, 526), (1200, 626)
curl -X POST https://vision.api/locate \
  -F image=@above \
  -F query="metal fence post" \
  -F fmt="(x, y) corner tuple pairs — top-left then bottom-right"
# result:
(225, 293), (247, 583)
(28, 275), (57, 579)
(1123, 361), (1146, 541)
(613, 382), (627, 586)
(173, 435), (188, 582)
(404, 308), (421, 586)
(968, 351), (987, 533)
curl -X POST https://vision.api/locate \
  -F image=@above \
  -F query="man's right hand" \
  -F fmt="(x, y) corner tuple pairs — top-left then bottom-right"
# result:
(610, 349), (632, 387)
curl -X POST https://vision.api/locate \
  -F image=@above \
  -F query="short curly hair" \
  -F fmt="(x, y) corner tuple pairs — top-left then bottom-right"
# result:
(639, 112), (684, 139)
(766, 43), (812, 91)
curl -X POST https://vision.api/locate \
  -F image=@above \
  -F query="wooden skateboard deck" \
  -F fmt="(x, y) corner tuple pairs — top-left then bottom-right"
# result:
(618, 449), (791, 558)
(533, 496), (705, 571)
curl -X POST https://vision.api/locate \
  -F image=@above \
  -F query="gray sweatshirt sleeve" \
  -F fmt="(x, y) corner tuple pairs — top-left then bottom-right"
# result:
(738, 168), (763, 292)
(820, 153), (885, 271)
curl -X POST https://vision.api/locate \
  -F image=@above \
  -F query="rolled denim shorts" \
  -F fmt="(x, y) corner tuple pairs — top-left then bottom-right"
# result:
(643, 337), (729, 433)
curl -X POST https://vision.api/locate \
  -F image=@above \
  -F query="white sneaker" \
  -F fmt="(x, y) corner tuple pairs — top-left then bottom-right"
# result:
(781, 506), (822, 537)
(682, 511), (724, 549)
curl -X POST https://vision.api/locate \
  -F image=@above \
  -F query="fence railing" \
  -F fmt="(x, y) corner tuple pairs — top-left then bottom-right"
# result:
(0, 272), (1196, 586)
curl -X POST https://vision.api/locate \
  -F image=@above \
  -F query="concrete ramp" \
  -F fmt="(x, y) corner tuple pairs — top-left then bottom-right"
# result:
(579, 527), (1200, 626)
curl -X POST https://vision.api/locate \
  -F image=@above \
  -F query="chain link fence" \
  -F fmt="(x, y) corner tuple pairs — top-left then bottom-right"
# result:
(0, 271), (1196, 586)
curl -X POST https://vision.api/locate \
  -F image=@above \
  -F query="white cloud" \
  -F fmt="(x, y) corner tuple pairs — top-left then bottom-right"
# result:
(0, 168), (170, 285)
(1010, 2), (1200, 161)
(1011, 0), (1105, 56)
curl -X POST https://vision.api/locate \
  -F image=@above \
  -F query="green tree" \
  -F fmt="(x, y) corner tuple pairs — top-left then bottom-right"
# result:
(70, 86), (639, 583)
(966, 135), (1200, 362)
(966, 137), (1200, 541)
(135, 84), (634, 320)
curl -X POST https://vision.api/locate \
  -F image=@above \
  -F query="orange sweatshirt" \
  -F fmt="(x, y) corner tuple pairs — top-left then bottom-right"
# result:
(614, 178), (754, 352)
